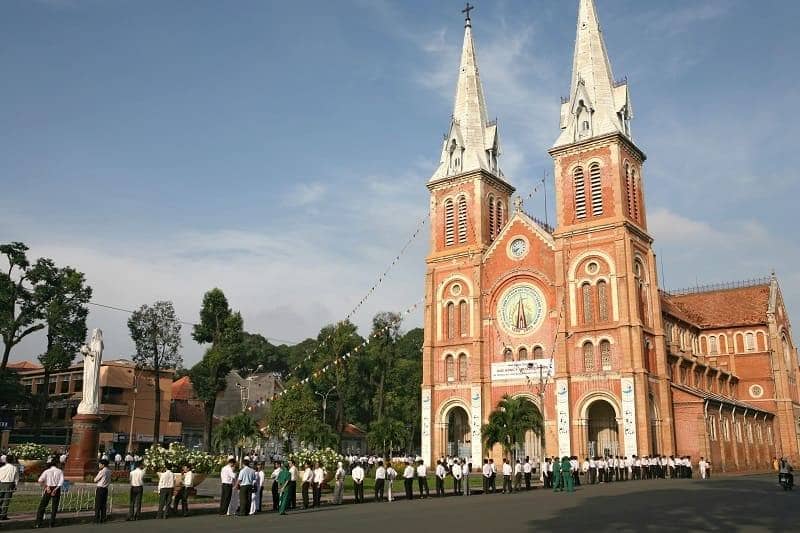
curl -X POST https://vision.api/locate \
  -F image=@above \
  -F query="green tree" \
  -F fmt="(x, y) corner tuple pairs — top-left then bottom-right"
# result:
(311, 320), (362, 434)
(0, 243), (44, 372)
(264, 384), (320, 444)
(191, 288), (243, 451)
(384, 327), (423, 451)
(367, 417), (407, 457)
(30, 259), (92, 437)
(481, 395), (543, 459)
(128, 300), (182, 445)
(212, 412), (260, 458)
(365, 312), (402, 423)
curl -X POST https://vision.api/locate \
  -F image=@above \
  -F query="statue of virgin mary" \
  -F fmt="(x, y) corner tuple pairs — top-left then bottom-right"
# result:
(77, 329), (103, 415)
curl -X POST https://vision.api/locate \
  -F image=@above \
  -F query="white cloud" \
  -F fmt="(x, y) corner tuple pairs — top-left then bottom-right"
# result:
(286, 182), (327, 207)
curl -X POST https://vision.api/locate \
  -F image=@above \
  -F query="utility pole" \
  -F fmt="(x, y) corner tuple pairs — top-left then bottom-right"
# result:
(315, 385), (336, 425)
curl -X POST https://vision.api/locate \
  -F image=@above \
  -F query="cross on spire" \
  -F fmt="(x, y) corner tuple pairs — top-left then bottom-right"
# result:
(462, 2), (474, 26)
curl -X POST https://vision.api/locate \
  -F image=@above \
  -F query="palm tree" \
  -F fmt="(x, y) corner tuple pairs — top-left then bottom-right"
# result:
(213, 412), (260, 460)
(481, 395), (544, 459)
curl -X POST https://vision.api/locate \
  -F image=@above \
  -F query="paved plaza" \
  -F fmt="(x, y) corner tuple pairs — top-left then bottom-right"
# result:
(31, 475), (800, 533)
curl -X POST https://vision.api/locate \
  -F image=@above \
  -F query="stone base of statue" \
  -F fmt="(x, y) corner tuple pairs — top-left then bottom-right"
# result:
(64, 413), (102, 480)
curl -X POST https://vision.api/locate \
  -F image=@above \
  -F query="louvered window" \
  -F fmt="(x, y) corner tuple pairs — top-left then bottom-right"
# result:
(444, 199), (455, 246)
(582, 283), (593, 324)
(459, 301), (468, 337)
(446, 355), (455, 382)
(625, 163), (634, 217)
(458, 354), (468, 381)
(583, 342), (595, 371)
(574, 167), (586, 219)
(488, 195), (496, 240)
(457, 196), (468, 244)
(446, 302), (455, 340)
(597, 280), (609, 322)
(600, 340), (611, 371)
(503, 348), (513, 362)
(518, 347), (528, 361)
(589, 163), (602, 216)
(632, 169), (640, 221)
(497, 201), (504, 229)
(533, 346), (543, 359)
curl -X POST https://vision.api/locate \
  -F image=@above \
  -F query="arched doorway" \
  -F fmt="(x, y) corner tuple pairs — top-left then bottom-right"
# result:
(512, 397), (543, 462)
(587, 400), (619, 457)
(446, 406), (470, 458)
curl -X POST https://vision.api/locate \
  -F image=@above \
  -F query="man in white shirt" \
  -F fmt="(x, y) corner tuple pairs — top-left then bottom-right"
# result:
(219, 458), (237, 515)
(501, 459), (513, 494)
(451, 460), (463, 495)
(402, 460), (415, 501)
(489, 459), (498, 493)
(464, 461), (472, 495)
(333, 462), (346, 505)
(434, 460), (446, 497)
(351, 462), (365, 503)
(374, 460), (387, 502)
(126, 461), (145, 521)
(288, 460), (298, 509)
(588, 457), (597, 484)
(0, 454), (20, 521)
(386, 462), (398, 501)
(125, 453), (134, 470)
(173, 464), (193, 516)
(301, 462), (313, 509)
(35, 460), (64, 528)
(482, 459), (492, 493)
(114, 452), (123, 469)
(93, 459), (112, 523)
(416, 460), (429, 499)
(312, 462), (325, 507)
(523, 457), (532, 490)
(255, 463), (266, 512)
(157, 465), (175, 519)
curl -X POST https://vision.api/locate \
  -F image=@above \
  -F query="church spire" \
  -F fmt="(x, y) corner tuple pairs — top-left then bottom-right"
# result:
(553, 0), (632, 148)
(429, 6), (502, 183)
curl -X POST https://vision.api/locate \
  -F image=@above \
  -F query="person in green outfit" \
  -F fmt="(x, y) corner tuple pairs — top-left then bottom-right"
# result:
(561, 457), (574, 493)
(552, 457), (562, 492)
(277, 462), (291, 515)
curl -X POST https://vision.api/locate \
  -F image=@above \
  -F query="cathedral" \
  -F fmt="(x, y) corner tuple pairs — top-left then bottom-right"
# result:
(420, 0), (800, 472)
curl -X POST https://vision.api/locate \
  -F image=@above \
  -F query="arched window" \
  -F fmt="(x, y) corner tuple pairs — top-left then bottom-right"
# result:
(583, 342), (595, 371)
(533, 346), (544, 359)
(582, 283), (593, 324)
(444, 199), (455, 246)
(600, 340), (611, 371)
(488, 194), (496, 240)
(589, 162), (602, 216)
(503, 348), (513, 362)
(497, 201), (504, 229)
(574, 167), (586, 219)
(518, 347), (528, 361)
(597, 280), (609, 322)
(745, 332), (755, 352)
(624, 162), (634, 217)
(446, 302), (455, 340)
(719, 334), (728, 354)
(446, 355), (455, 382)
(457, 195), (468, 244)
(782, 335), (792, 369)
(634, 260), (648, 326)
(631, 169), (640, 221)
(458, 353), (468, 381)
(459, 301), (468, 337)
(735, 333), (744, 353)
(709, 336), (718, 355)
(757, 331), (766, 351)
(700, 336), (708, 354)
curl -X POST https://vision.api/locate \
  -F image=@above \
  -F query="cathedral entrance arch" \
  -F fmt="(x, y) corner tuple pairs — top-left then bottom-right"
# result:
(587, 399), (620, 458)
(511, 393), (543, 461)
(440, 403), (471, 458)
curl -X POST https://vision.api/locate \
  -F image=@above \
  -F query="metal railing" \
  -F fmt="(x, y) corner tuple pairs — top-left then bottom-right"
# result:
(663, 277), (771, 297)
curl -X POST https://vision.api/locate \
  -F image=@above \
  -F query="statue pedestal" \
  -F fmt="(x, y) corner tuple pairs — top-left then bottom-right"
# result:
(64, 413), (101, 480)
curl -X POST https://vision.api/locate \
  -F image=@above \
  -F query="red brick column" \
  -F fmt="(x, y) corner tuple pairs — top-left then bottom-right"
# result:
(64, 413), (101, 480)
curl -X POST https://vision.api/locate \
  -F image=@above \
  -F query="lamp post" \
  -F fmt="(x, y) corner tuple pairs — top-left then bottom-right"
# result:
(127, 367), (141, 455)
(315, 385), (336, 425)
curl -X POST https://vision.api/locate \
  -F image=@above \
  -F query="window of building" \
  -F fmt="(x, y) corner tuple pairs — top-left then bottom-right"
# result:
(574, 167), (586, 219)
(446, 355), (455, 382)
(57, 407), (67, 420)
(48, 380), (57, 395)
(518, 347), (528, 361)
(503, 348), (513, 362)
(597, 280), (609, 322)
(458, 354), (467, 382)
(582, 120), (590, 131)
(757, 331), (767, 351)
(583, 342), (595, 371)
(745, 332), (755, 352)
(631, 169), (640, 221)
(600, 340), (612, 371)
(533, 346), (544, 359)
(60, 379), (69, 394)
(497, 201), (504, 230)
(589, 163), (603, 216)
(488, 195), (496, 240)
(735, 333), (744, 353)
(719, 334), (728, 354)
(459, 301), (468, 337)
(444, 199), (455, 246)
(582, 283), (593, 324)
(73, 378), (83, 392)
(457, 195), (468, 244)
(624, 163), (634, 218)
(446, 302), (455, 340)
(709, 336), (718, 355)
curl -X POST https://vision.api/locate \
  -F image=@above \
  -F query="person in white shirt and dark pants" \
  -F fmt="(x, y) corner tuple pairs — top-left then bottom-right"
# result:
(173, 464), (193, 516)
(157, 465), (175, 519)
(351, 462), (365, 503)
(0, 454), (20, 521)
(219, 459), (236, 515)
(374, 461), (386, 502)
(127, 462), (145, 520)
(312, 462), (324, 507)
(94, 459), (112, 523)
(35, 460), (64, 528)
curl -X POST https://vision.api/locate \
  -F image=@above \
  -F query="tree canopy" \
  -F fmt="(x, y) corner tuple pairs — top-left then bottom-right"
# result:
(482, 394), (544, 459)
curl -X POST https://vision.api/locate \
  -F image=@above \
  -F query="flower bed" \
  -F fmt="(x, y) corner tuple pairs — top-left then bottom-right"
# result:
(10, 443), (52, 461)
(143, 443), (225, 477)
(288, 447), (344, 475)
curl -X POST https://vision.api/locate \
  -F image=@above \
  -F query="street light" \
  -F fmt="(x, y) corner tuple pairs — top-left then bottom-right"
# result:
(127, 367), (141, 455)
(315, 385), (336, 425)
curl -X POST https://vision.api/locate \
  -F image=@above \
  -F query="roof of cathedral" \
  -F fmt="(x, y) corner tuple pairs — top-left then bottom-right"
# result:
(554, 0), (632, 148)
(429, 16), (506, 184)
(663, 283), (771, 329)
(671, 382), (773, 416)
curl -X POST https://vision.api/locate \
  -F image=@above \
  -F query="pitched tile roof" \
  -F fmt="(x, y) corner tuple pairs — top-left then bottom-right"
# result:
(6, 360), (42, 370)
(171, 376), (196, 401)
(662, 284), (770, 328)
(671, 382), (773, 416)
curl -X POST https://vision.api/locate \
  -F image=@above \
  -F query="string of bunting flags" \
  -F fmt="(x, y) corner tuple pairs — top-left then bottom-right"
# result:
(286, 216), (427, 375)
(275, 298), (424, 398)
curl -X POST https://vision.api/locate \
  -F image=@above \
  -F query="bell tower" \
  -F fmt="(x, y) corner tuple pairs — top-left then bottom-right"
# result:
(549, 0), (674, 458)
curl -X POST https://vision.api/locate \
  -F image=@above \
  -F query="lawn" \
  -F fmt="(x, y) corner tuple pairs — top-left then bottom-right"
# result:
(6, 489), (211, 515)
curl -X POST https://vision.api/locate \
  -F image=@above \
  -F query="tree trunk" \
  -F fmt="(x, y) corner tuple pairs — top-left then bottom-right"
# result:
(1, 343), (11, 372)
(153, 365), (161, 445)
(203, 397), (216, 452)
(33, 368), (51, 439)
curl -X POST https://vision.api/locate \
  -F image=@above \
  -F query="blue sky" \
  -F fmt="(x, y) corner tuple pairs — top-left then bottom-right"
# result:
(2, 0), (799, 365)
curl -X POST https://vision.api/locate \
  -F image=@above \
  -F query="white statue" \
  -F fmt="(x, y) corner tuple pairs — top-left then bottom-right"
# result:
(77, 328), (104, 415)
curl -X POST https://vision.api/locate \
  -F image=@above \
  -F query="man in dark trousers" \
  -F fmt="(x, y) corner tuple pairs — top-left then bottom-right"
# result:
(219, 458), (236, 515)
(93, 459), (112, 523)
(236, 459), (256, 516)
(403, 460), (415, 500)
(416, 460), (429, 499)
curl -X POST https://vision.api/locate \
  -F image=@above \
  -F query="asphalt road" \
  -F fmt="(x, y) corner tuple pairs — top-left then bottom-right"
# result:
(42, 474), (800, 532)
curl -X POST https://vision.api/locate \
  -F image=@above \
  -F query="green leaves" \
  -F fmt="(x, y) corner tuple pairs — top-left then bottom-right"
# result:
(0, 242), (45, 371)
(212, 412), (261, 453)
(481, 395), (544, 457)
(127, 300), (183, 371)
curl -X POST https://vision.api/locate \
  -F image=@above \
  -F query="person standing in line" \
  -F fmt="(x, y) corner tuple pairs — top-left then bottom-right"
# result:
(386, 462), (398, 502)
(489, 459), (498, 493)
(126, 461), (144, 521)
(403, 460), (415, 501)
(571, 456), (580, 487)
(173, 464), (193, 517)
(157, 464), (175, 519)
(0, 454), (20, 521)
(699, 457), (707, 480)
(523, 457), (532, 490)
(236, 459), (256, 516)
(219, 458), (236, 515)
(255, 463), (265, 512)
(34, 459), (64, 529)
(416, 460), (429, 499)
(312, 462), (325, 507)
(434, 460), (446, 497)
(501, 459), (512, 494)
(482, 459), (491, 494)
(374, 460), (386, 502)
(301, 462), (313, 509)
(277, 462), (291, 515)
(249, 464), (261, 515)
(587, 457), (596, 485)
(514, 459), (523, 492)
(464, 461), (472, 495)
(270, 461), (281, 511)
(352, 461), (365, 503)
(451, 459), (462, 496)
(93, 459), (112, 523)
(288, 460), (299, 509)
(333, 462), (346, 505)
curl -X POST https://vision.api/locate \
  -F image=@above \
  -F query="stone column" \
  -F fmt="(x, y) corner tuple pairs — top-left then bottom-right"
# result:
(64, 414), (102, 480)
